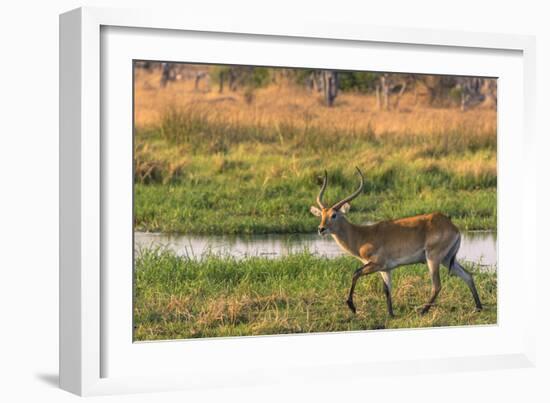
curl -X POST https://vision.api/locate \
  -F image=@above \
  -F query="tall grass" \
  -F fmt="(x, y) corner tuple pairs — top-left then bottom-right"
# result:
(134, 69), (497, 136)
(155, 104), (495, 155)
(134, 248), (497, 341)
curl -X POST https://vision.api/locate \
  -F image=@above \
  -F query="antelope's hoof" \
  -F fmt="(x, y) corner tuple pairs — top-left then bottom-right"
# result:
(419, 306), (430, 315)
(474, 306), (483, 313)
(346, 300), (356, 314)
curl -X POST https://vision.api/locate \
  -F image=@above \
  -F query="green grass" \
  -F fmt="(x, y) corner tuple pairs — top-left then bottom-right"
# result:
(135, 183), (495, 234)
(134, 249), (497, 341)
(134, 109), (497, 234)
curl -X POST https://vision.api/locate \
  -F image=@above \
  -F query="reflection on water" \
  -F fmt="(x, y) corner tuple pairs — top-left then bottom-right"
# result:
(135, 231), (497, 268)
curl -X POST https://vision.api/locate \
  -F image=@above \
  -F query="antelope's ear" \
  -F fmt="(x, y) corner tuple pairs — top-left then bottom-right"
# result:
(310, 206), (322, 217)
(339, 203), (351, 214)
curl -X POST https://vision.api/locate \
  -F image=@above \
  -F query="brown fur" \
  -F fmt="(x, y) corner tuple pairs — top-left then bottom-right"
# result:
(313, 206), (482, 315)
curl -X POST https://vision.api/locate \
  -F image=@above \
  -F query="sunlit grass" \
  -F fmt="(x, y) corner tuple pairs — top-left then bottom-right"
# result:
(134, 248), (497, 341)
(134, 69), (497, 137)
(134, 134), (497, 233)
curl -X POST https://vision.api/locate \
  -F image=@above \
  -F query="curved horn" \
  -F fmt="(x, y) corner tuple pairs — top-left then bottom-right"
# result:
(316, 170), (328, 209)
(332, 167), (364, 211)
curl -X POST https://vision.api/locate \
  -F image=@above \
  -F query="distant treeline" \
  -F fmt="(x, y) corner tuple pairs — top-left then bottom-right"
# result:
(135, 61), (496, 110)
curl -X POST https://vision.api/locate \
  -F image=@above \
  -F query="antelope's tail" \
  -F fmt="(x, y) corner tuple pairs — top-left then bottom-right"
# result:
(444, 234), (461, 273)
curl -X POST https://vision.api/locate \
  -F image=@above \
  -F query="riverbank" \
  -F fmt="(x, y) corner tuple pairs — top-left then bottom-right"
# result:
(134, 248), (497, 341)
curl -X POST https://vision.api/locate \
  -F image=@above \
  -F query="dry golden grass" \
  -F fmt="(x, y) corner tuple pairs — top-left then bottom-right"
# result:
(134, 68), (497, 137)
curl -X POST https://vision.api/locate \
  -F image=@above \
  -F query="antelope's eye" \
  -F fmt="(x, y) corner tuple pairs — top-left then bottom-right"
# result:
(331, 213), (337, 219)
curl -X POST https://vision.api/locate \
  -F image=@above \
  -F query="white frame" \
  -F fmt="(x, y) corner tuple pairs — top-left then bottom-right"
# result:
(60, 6), (537, 396)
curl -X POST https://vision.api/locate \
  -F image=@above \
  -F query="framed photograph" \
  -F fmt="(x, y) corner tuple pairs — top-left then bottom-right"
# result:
(60, 7), (536, 396)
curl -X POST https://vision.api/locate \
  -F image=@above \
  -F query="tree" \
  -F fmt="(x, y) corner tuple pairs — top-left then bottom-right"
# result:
(455, 77), (496, 111)
(215, 66), (271, 94)
(322, 70), (339, 107)
(160, 63), (174, 88)
(376, 73), (411, 110)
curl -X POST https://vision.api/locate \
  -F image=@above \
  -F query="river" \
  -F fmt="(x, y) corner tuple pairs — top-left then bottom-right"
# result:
(135, 230), (497, 268)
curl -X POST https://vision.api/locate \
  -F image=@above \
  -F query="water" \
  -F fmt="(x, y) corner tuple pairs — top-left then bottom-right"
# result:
(135, 230), (497, 268)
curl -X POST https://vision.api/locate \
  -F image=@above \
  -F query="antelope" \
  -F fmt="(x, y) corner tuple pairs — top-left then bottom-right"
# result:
(310, 167), (483, 316)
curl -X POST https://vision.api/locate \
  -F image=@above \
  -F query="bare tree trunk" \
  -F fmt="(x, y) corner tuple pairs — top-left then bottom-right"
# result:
(380, 74), (390, 110)
(307, 71), (316, 91)
(375, 84), (381, 110)
(194, 72), (206, 92)
(323, 71), (339, 107)
(393, 82), (407, 109)
(229, 69), (237, 91)
(427, 87), (436, 105)
(218, 71), (225, 93)
(316, 71), (324, 92)
(487, 79), (497, 109)
(194, 74), (200, 91)
(160, 63), (172, 88)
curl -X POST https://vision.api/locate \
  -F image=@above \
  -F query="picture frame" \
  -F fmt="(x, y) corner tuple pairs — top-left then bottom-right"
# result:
(60, 6), (537, 396)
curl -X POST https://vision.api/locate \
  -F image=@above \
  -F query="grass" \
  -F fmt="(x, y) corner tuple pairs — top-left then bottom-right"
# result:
(135, 182), (495, 234)
(134, 248), (497, 341)
(133, 68), (497, 234)
(134, 68), (497, 136)
(133, 122), (496, 233)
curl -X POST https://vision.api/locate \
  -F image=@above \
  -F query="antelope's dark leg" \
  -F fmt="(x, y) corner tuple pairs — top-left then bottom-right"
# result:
(346, 268), (363, 313)
(420, 259), (441, 315)
(347, 262), (377, 314)
(383, 283), (394, 317)
(379, 271), (394, 317)
(450, 260), (483, 311)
